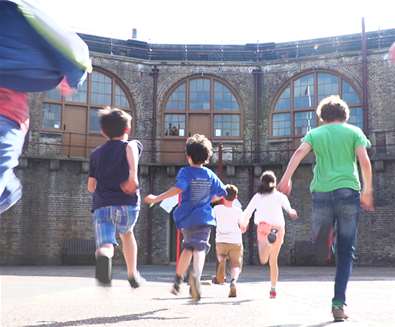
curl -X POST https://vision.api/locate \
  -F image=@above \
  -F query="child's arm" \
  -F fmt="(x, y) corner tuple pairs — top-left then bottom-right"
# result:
(144, 186), (182, 205)
(278, 142), (311, 195)
(87, 177), (97, 193)
(240, 194), (258, 229)
(356, 146), (374, 211)
(120, 141), (140, 194)
(280, 192), (298, 220)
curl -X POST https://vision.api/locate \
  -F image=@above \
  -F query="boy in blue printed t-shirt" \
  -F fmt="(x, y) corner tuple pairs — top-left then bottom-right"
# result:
(88, 108), (144, 288)
(144, 134), (227, 301)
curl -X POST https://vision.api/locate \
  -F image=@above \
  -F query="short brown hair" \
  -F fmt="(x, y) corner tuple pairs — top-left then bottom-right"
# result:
(225, 184), (238, 201)
(185, 134), (213, 165)
(258, 170), (277, 194)
(316, 95), (350, 123)
(99, 107), (132, 138)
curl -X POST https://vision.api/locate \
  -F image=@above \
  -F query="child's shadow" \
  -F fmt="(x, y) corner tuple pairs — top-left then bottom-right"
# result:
(184, 299), (254, 306)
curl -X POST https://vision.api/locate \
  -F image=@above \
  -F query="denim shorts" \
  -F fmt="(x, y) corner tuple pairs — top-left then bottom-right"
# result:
(0, 115), (26, 214)
(93, 205), (139, 248)
(182, 226), (211, 252)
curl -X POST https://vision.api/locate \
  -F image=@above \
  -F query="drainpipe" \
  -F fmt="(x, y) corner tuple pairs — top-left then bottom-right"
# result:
(252, 68), (263, 163)
(248, 166), (255, 265)
(361, 18), (369, 132)
(150, 65), (159, 162)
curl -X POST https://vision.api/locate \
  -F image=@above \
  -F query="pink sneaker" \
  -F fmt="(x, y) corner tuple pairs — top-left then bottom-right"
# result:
(269, 289), (276, 299)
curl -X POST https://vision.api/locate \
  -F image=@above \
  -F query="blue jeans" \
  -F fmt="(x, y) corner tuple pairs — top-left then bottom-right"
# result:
(0, 115), (26, 214)
(311, 188), (360, 305)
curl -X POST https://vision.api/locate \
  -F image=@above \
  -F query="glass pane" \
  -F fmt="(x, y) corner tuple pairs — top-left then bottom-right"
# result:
(295, 111), (317, 136)
(342, 81), (360, 105)
(190, 79), (210, 110)
(65, 80), (87, 103)
(272, 113), (291, 137)
(318, 73), (338, 102)
(89, 109), (101, 133)
(46, 88), (61, 101)
(164, 114), (186, 136)
(275, 87), (290, 111)
(214, 115), (240, 137)
(42, 103), (61, 129)
(294, 74), (314, 109)
(91, 71), (112, 105)
(214, 81), (239, 111)
(114, 85), (129, 108)
(166, 83), (186, 110)
(349, 107), (363, 129)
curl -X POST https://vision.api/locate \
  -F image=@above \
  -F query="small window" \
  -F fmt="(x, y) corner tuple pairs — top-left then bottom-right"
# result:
(272, 113), (291, 137)
(294, 74), (314, 109)
(214, 115), (240, 137)
(42, 103), (61, 129)
(275, 87), (290, 111)
(295, 111), (317, 136)
(114, 85), (129, 108)
(164, 114), (186, 136)
(65, 80), (87, 103)
(166, 83), (186, 110)
(91, 71), (112, 105)
(214, 81), (239, 111)
(317, 73), (338, 102)
(349, 107), (363, 129)
(190, 79), (210, 110)
(46, 88), (61, 101)
(89, 109), (101, 133)
(342, 81), (360, 105)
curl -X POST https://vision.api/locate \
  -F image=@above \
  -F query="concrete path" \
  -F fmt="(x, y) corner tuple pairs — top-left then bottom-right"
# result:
(1, 265), (394, 327)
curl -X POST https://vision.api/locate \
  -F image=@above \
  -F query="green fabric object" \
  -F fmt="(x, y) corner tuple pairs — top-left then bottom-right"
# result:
(303, 123), (371, 193)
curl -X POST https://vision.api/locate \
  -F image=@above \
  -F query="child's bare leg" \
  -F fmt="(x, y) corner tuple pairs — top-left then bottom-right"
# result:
(119, 230), (137, 277)
(192, 250), (206, 280)
(176, 249), (193, 277)
(96, 243), (114, 258)
(258, 240), (271, 265)
(216, 255), (226, 283)
(268, 244), (281, 288)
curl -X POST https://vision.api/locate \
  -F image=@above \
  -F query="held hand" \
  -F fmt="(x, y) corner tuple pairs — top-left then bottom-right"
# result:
(277, 178), (292, 195)
(360, 191), (374, 212)
(288, 208), (298, 220)
(144, 194), (158, 205)
(239, 224), (247, 234)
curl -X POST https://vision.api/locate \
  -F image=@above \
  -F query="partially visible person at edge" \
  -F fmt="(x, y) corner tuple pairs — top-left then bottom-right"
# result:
(0, 87), (29, 214)
(277, 95), (374, 322)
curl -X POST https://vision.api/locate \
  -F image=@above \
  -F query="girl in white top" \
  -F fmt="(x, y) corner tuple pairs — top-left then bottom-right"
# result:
(242, 170), (298, 299)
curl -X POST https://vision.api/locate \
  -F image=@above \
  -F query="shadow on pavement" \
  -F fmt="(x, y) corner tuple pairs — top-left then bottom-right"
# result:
(22, 309), (187, 327)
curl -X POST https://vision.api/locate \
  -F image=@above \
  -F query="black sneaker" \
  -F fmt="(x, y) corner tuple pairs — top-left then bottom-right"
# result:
(128, 271), (145, 288)
(95, 255), (112, 285)
(189, 272), (201, 301)
(171, 275), (182, 295)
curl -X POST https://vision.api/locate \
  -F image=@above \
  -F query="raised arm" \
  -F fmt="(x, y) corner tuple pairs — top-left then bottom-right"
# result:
(356, 146), (374, 211)
(241, 194), (258, 228)
(277, 142), (312, 195)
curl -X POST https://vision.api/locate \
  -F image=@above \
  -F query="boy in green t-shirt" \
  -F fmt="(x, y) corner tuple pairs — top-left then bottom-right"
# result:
(278, 95), (374, 322)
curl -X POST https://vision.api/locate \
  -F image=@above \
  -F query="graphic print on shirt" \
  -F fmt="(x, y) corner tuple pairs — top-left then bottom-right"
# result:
(190, 178), (211, 206)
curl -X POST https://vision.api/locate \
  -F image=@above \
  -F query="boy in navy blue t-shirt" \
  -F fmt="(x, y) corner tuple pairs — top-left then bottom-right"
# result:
(145, 134), (227, 301)
(88, 108), (144, 287)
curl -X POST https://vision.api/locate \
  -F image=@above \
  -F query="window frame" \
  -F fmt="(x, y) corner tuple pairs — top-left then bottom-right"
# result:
(270, 69), (363, 139)
(162, 74), (243, 141)
(41, 67), (135, 136)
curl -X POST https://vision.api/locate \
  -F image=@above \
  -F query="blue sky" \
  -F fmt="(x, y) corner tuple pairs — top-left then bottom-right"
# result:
(37, 0), (395, 44)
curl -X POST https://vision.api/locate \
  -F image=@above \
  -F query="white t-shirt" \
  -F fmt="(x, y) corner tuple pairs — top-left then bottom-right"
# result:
(213, 204), (243, 244)
(243, 190), (292, 227)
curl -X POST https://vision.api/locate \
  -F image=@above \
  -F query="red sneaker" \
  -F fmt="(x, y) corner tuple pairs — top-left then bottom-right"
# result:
(269, 289), (276, 299)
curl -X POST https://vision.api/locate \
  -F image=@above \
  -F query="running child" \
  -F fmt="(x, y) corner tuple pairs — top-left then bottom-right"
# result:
(88, 108), (144, 287)
(144, 134), (227, 301)
(213, 184), (245, 297)
(242, 170), (298, 299)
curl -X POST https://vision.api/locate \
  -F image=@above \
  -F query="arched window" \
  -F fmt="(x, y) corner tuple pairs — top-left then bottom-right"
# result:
(41, 68), (133, 156)
(271, 71), (363, 138)
(163, 76), (241, 139)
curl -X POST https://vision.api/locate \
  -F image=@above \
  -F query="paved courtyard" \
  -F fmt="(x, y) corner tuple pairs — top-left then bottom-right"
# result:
(1, 265), (394, 327)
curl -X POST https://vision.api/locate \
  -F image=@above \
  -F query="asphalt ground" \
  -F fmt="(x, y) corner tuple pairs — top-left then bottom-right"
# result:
(1, 265), (394, 327)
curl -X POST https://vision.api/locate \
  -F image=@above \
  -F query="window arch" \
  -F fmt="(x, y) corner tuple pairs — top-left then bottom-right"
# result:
(162, 75), (242, 139)
(271, 70), (363, 138)
(41, 68), (133, 156)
